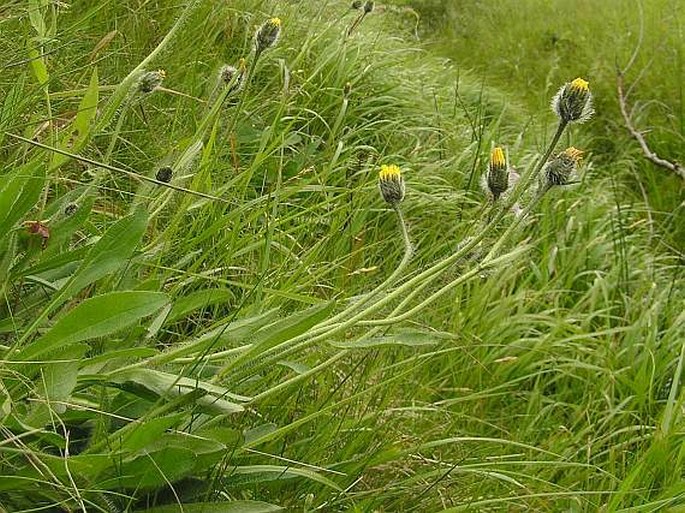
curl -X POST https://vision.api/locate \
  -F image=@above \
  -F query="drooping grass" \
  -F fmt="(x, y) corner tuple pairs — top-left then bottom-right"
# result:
(0, 0), (683, 512)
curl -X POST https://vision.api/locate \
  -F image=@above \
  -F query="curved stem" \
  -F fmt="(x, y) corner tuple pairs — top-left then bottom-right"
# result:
(319, 203), (412, 327)
(358, 244), (529, 326)
(217, 203), (412, 382)
(222, 121), (570, 382)
(483, 185), (550, 261)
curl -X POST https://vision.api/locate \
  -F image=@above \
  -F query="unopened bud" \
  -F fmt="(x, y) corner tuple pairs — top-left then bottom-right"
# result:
(551, 77), (593, 124)
(255, 17), (282, 55)
(378, 164), (405, 205)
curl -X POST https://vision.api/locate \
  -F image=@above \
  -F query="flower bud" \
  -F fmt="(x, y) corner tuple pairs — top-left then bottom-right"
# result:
(543, 147), (584, 187)
(137, 69), (166, 95)
(551, 77), (594, 124)
(155, 166), (173, 183)
(486, 147), (509, 200)
(219, 58), (247, 95)
(64, 203), (78, 216)
(255, 17), (282, 55)
(378, 164), (405, 205)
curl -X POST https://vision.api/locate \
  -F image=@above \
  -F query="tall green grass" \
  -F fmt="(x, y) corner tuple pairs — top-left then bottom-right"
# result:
(0, 0), (683, 511)
(409, 0), (685, 253)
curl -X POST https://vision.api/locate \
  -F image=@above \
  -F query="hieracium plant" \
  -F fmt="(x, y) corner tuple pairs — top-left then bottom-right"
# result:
(483, 77), (592, 214)
(367, 77), (593, 326)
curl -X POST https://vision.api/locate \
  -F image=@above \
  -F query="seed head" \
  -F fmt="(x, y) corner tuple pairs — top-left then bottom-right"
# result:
(486, 147), (509, 200)
(543, 146), (584, 187)
(551, 77), (594, 124)
(363, 0), (375, 13)
(255, 17), (282, 55)
(155, 166), (173, 183)
(137, 69), (166, 94)
(378, 164), (405, 205)
(351, 0), (363, 9)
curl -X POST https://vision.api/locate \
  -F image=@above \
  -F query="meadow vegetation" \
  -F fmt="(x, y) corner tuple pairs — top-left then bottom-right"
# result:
(0, 0), (683, 511)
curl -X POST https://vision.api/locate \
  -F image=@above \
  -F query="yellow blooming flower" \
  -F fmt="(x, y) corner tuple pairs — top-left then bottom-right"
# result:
(379, 164), (401, 181)
(563, 146), (584, 163)
(570, 77), (589, 93)
(489, 147), (506, 171)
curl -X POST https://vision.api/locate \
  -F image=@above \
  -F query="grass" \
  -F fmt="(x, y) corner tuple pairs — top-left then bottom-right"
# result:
(0, 0), (684, 511)
(409, 0), (685, 253)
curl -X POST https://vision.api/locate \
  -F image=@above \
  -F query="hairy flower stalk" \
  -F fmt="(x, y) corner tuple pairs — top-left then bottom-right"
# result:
(346, 1), (374, 37)
(221, 19), (282, 140)
(216, 165), (414, 382)
(100, 69), (166, 166)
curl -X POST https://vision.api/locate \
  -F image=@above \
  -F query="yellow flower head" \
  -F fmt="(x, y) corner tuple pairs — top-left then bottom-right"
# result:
(485, 147), (509, 200)
(489, 147), (506, 171)
(379, 164), (401, 181)
(378, 164), (405, 204)
(270, 17), (282, 27)
(563, 146), (584, 163)
(544, 147), (585, 187)
(238, 58), (247, 71)
(570, 77), (589, 93)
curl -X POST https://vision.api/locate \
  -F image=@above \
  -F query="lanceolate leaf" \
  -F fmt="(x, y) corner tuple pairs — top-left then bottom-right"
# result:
(227, 465), (342, 490)
(0, 161), (46, 237)
(140, 501), (284, 513)
(63, 208), (148, 298)
(329, 329), (451, 349)
(17, 291), (169, 361)
(51, 67), (99, 169)
(108, 368), (246, 413)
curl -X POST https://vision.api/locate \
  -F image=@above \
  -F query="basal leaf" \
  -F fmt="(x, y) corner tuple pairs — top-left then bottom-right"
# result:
(17, 291), (168, 361)
(64, 208), (148, 298)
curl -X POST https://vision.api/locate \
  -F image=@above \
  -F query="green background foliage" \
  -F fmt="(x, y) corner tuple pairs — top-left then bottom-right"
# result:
(0, 0), (683, 511)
